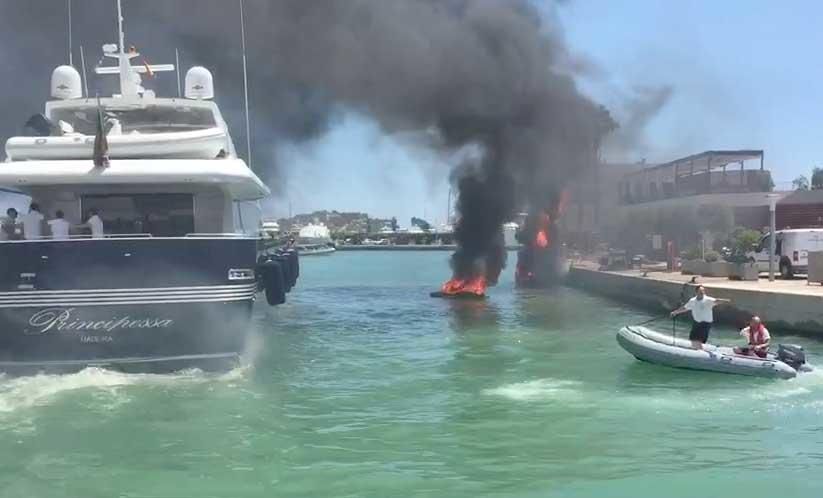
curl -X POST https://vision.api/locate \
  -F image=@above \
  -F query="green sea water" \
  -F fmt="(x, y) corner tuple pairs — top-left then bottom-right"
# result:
(2, 251), (823, 497)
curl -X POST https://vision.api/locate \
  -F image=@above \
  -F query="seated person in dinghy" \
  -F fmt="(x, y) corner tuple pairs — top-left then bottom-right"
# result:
(734, 316), (770, 358)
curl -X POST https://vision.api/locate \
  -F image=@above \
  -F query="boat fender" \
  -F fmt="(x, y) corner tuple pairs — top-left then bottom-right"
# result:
(275, 249), (299, 290)
(288, 250), (300, 280)
(259, 259), (286, 306)
(273, 254), (295, 292)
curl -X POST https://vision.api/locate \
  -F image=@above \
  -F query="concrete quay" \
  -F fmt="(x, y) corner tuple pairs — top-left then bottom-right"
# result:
(567, 262), (823, 334)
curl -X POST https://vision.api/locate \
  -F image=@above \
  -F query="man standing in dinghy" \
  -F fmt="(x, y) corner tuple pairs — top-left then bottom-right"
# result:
(734, 316), (770, 358)
(670, 285), (731, 349)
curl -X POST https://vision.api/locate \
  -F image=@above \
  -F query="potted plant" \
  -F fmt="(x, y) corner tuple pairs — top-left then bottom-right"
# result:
(704, 250), (731, 277)
(680, 246), (703, 275)
(723, 228), (761, 281)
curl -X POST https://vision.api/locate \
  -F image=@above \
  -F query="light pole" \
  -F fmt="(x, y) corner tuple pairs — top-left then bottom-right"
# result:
(767, 194), (779, 282)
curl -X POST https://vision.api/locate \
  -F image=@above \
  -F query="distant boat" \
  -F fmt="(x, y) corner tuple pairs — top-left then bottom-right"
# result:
(260, 220), (280, 239)
(296, 223), (335, 255)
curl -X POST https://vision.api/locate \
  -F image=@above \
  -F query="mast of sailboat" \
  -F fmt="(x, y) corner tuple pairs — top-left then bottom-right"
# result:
(239, 0), (253, 170)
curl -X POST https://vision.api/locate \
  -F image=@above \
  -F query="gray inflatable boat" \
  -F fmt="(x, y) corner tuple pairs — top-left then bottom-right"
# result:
(617, 325), (810, 379)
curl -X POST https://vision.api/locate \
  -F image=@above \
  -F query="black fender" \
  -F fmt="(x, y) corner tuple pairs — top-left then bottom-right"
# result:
(258, 259), (286, 305)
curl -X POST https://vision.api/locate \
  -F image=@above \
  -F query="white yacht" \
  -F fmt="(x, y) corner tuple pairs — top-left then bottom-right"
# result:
(0, 3), (296, 373)
(296, 223), (335, 255)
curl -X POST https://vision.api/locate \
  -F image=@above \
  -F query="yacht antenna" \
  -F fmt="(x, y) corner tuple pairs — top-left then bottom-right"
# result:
(79, 45), (89, 98)
(239, 0), (253, 169)
(175, 49), (182, 98)
(67, 0), (73, 66)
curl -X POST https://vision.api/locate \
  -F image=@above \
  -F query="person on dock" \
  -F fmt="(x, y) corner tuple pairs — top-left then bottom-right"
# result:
(733, 316), (770, 358)
(670, 285), (731, 350)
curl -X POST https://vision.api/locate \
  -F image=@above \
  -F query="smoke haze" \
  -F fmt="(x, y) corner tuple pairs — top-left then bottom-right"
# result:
(0, 0), (615, 278)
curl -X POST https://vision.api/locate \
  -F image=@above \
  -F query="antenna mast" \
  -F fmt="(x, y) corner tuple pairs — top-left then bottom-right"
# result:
(67, 0), (73, 66)
(240, 0), (253, 169)
(115, 0), (132, 96)
(79, 45), (89, 97)
(175, 49), (182, 98)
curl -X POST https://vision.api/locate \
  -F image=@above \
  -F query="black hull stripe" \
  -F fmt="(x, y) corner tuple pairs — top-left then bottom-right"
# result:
(0, 295), (256, 308)
(0, 283), (257, 297)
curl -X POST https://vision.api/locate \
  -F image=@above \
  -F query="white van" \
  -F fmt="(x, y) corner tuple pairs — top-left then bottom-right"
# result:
(748, 229), (823, 278)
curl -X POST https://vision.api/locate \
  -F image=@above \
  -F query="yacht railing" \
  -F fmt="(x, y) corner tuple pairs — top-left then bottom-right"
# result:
(0, 232), (259, 242)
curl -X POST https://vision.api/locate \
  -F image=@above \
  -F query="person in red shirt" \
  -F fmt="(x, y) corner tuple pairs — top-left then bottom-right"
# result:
(734, 316), (770, 358)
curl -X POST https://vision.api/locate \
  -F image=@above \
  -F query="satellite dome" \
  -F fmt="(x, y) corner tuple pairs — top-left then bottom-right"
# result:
(50, 65), (82, 100)
(185, 66), (214, 100)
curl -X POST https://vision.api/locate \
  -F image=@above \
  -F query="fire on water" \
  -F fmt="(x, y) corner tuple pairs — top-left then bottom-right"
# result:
(430, 275), (487, 299)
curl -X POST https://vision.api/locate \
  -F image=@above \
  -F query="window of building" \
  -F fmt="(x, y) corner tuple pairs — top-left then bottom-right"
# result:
(81, 194), (194, 237)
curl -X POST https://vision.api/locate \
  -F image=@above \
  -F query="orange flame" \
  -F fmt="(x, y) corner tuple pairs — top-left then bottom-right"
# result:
(534, 211), (552, 249)
(536, 229), (549, 248)
(441, 275), (487, 296)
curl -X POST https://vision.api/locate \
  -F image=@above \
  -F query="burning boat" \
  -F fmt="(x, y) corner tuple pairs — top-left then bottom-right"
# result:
(515, 190), (571, 288)
(431, 275), (488, 299)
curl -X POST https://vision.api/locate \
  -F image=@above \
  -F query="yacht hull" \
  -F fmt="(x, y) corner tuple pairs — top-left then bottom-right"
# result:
(0, 237), (259, 374)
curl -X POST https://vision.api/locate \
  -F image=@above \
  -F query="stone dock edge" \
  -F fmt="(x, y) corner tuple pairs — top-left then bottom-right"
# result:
(566, 266), (823, 335)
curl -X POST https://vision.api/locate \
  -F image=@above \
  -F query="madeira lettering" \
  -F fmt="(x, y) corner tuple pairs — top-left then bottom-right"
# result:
(27, 308), (173, 335)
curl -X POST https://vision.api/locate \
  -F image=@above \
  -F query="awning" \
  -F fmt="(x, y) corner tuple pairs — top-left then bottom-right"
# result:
(0, 158), (270, 200)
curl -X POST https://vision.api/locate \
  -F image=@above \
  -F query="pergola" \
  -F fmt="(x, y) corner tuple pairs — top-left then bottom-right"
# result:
(624, 150), (764, 196)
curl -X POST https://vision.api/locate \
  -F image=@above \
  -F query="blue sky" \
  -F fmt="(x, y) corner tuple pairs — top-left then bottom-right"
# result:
(274, 1), (823, 223)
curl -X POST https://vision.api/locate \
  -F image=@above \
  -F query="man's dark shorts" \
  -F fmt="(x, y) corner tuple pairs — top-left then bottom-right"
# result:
(689, 321), (712, 343)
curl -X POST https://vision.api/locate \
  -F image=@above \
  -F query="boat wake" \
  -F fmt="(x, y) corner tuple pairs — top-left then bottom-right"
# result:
(0, 365), (248, 414)
(483, 378), (583, 401)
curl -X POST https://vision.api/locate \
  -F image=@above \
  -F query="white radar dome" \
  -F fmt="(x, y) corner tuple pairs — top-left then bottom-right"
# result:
(185, 66), (214, 100)
(50, 65), (82, 100)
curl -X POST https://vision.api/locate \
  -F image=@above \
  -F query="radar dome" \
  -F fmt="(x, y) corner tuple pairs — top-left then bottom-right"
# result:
(50, 65), (82, 100)
(185, 67), (214, 100)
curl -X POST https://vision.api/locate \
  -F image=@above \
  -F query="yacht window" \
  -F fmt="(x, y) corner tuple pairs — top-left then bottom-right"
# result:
(81, 194), (194, 237)
(50, 105), (216, 135)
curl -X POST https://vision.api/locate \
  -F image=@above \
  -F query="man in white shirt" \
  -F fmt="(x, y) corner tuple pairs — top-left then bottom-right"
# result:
(21, 202), (45, 240)
(671, 285), (731, 349)
(47, 210), (71, 240)
(86, 208), (104, 238)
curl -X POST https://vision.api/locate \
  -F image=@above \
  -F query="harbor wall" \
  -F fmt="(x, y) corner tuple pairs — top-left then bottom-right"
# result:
(567, 266), (823, 335)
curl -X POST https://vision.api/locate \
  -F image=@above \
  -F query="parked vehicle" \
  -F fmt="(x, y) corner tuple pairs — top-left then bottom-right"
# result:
(747, 229), (823, 278)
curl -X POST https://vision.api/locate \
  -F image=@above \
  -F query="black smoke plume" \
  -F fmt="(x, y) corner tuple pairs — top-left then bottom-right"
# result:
(0, 0), (615, 280)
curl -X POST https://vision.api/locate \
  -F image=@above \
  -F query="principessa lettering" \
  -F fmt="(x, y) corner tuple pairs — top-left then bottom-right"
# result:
(26, 308), (174, 335)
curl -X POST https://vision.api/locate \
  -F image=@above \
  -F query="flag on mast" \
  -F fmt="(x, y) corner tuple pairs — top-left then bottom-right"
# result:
(92, 96), (110, 168)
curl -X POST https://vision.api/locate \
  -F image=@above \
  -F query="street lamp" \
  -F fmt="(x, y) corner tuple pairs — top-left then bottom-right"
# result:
(766, 194), (780, 282)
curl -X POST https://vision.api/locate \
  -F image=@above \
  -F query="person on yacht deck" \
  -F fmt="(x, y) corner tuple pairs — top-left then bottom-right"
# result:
(48, 210), (71, 240)
(85, 208), (104, 238)
(1, 208), (21, 240)
(21, 202), (45, 240)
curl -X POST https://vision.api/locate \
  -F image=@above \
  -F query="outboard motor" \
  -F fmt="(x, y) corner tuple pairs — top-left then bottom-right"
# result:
(777, 344), (807, 371)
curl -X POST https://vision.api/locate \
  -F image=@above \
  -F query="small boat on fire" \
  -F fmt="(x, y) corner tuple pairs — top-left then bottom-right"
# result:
(617, 326), (811, 379)
(0, 4), (295, 373)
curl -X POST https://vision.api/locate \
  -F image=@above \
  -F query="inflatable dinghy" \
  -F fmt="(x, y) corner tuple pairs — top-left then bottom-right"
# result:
(617, 325), (810, 379)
